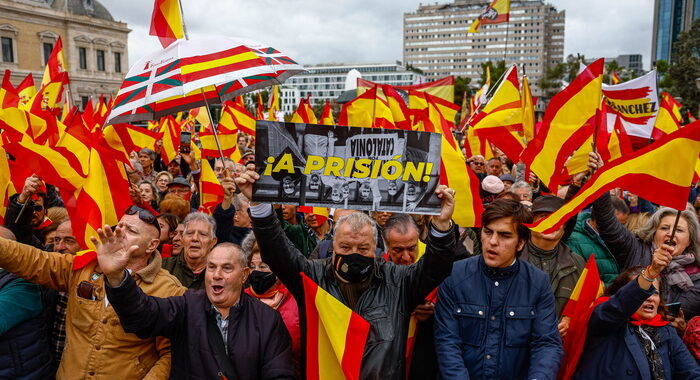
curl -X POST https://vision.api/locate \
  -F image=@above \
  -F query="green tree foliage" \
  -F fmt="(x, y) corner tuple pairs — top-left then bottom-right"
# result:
(454, 76), (472, 113)
(668, 17), (700, 121)
(479, 60), (506, 86)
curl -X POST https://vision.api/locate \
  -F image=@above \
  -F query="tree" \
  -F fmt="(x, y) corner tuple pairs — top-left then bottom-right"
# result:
(655, 60), (674, 93)
(454, 76), (472, 114)
(669, 17), (700, 121)
(603, 60), (621, 85)
(479, 60), (506, 86)
(538, 62), (566, 98)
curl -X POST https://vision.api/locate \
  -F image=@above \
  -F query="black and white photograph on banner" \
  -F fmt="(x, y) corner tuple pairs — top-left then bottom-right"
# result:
(254, 120), (443, 214)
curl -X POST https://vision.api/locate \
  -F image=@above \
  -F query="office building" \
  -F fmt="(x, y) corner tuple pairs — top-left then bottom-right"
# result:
(403, 0), (565, 96)
(651, 0), (699, 65)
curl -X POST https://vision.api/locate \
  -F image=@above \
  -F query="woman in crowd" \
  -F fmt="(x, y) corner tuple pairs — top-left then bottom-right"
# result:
(574, 246), (700, 379)
(241, 232), (300, 377)
(590, 153), (700, 320)
(155, 213), (179, 257)
(138, 180), (160, 211)
(154, 171), (173, 194)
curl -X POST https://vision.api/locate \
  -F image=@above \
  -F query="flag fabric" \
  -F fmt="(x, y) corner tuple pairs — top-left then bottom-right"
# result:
(472, 65), (491, 113)
(1, 70), (20, 109)
(298, 206), (330, 225)
(405, 288), (438, 378)
(652, 92), (683, 141)
(199, 159), (224, 213)
(0, 141), (14, 225)
(256, 92), (265, 120)
(320, 100), (335, 125)
(219, 99), (256, 135)
(102, 123), (162, 163)
(291, 98), (318, 124)
(16, 73), (36, 108)
(558, 255), (605, 380)
(41, 37), (68, 87)
(356, 76), (455, 104)
(529, 121), (700, 234)
(602, 70), (659, 143)
(189, 106), (213, 132)
(160, 116), (180, 164)
(469, 65), (525, 162)
(30, 71), (68, 114)
(149, 0), (185, 48)
(408, 90), (459, 129)
(610, 70), (621, 85)
(267, 85), (280, 121)
(520, 58), (604, 190)
(302, 273), (370, 380)
(339, 86), (393, 128)
(464, 125), (494, 159)
(199, 131), (237, 158)
(690, 111), (698, 123)
(468, 0), (511, 33)
(521, 74), (535, 143)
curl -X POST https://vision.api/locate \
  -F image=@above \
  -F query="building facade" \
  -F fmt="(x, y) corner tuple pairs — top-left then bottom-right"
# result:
(281, 62), (424, 112)
(651, 0), (699, 66)
(0, 0), (129, 108)
(403, 0), (565, 96)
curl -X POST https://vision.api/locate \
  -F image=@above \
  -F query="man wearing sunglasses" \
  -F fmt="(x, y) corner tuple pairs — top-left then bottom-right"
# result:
(0, 205), (186, 379)
(3, 174), (54, 248)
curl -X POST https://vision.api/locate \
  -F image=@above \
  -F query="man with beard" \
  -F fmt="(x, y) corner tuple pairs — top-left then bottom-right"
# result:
(234, 165), (457, 379)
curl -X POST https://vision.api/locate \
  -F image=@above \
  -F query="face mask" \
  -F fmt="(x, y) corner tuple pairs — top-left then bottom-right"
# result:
(248, 270), (278, 296)
(333, 253), (375, 283)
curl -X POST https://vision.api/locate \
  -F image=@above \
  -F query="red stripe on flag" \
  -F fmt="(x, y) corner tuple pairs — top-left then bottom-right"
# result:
(302, 274), (321, 380)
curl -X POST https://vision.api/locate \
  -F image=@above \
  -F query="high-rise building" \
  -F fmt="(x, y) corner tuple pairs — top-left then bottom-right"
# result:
(281, 62), (424, 112)
(403, 0), (565, 96)
(0, 0), (129, 109)
(651, 0), (699, 65)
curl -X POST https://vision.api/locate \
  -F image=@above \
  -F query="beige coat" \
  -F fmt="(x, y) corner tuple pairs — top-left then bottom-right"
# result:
(0, 238), (186, 379)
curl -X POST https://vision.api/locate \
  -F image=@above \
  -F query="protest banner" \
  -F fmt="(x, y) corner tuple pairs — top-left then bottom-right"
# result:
(254, 120), (442, 214)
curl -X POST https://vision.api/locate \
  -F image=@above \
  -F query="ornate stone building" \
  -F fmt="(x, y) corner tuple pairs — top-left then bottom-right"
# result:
(0, 0), (129, 108)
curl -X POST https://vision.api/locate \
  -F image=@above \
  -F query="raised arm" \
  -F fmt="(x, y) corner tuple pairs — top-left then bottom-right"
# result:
(96, 224), (188, 340)
(0, 238), (72, 291)
(404, 185), (457, 310)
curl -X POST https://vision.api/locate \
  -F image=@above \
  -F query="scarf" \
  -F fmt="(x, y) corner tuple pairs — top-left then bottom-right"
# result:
(632, 324), (665, 380)
(663, 252), (696, 292)
(249, 285), (285, 309)
(630, 313), (670, 327)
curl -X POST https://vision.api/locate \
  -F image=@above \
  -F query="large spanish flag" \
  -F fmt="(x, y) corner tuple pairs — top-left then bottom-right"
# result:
(529, 121), (700, 234)
(520, 58), (604, 190)
(150, 0), (185, 48)
(302, 273), (370, 380)
(558, 255), (605, 380)
(468, 0), (510, 33)
(470, 65), (525, 162)
(41, 37), (68, 87)
(338, 86), (394, 129)
(652, 92), (682, 140)
(357, 76), (454, 104)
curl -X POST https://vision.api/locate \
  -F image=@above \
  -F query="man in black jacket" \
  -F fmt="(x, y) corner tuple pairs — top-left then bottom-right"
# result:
(100, 224), (295, 380)
(235, 166), (457, 380)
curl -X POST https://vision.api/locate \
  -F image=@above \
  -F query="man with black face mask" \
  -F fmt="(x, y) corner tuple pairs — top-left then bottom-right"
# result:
(235, 165), (457, 380)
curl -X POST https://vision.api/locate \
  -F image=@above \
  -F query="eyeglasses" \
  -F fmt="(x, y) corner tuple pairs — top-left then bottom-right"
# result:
(471, 162), (485, 166)
(124, 205), (161, 234)
(33, 204), (44, 212)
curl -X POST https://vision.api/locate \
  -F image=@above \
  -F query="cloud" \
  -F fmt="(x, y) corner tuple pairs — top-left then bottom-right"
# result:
(101, 0), (653, 70)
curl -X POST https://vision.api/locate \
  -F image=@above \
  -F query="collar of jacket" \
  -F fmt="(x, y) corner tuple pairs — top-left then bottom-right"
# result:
(136, 252), (163, 284)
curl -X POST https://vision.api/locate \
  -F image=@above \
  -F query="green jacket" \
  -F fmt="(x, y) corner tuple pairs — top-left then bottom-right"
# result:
(565, 210), (619, 286)
(275, 208), (317, 258)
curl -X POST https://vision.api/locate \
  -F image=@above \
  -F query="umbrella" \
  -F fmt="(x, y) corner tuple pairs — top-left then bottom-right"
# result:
(106, 36), (305, 125)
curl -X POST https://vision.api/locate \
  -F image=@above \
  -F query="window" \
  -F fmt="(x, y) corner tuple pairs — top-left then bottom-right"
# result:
(43, 42), (54, 65)
(81, 96), (89, 111)
(114, 51), (121, 73)
(96, 49), (105, 71)
(1, 37), (12, 62)
(78, 47), (87, 69)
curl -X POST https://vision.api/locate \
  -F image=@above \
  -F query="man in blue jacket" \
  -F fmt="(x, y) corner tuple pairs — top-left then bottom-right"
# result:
(434, 199), (563, 379)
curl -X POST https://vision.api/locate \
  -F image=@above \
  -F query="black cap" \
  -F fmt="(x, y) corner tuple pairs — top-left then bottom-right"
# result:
(531, 195), (565, 214)
(166, 177), (190, 188)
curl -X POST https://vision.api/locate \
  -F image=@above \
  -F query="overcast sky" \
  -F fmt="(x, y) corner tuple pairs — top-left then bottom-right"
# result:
(101, 0), (654, 70)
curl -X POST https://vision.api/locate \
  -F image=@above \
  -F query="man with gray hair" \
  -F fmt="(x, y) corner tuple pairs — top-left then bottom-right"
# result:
(163, 212), (218, 289)
(511, 180), (533, 202)
(235, 166), (458, 379)
(139, 148), (158, 182)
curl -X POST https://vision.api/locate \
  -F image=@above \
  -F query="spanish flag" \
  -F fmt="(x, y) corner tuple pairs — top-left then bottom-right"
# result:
(159, 116), (180, 164)
(298, 206), (329, 225)
(41, 37), (68, 87)
(150, 0), (185, 48)
(558, 255), (605, 380)
(199, 159), (224, 214)
(219, 99), (256, 136)
(469, 65), (525, 162)
(338, 86), (394, 129)
(520, 58), (604, 190)
(652, 92), (682, 140)
(320, 100), (335, 125)
(199, 131), (237, 158)
(0, 70), (19, 109)
(468, 0), (510, 33)
(529, 121), (700, 234)
(521, 74), (535, 143)
(610, 70), (621, 85)
(16, 73), (36, 109)
(0, 141), (13, 225)
(291, 98), (318, 124)
(267, 85), (280, 121)
(302, 273), (370, 380)
(357, 76), (455, 104)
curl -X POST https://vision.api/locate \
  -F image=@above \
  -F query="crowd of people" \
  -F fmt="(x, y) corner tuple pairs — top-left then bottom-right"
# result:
(2, 134), (700, 380)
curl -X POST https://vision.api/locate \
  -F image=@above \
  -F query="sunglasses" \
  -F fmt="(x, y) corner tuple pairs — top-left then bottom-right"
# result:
(124, 205), (161, 234)
(33, 204), (44, 212)
(472, 162), (485, 166)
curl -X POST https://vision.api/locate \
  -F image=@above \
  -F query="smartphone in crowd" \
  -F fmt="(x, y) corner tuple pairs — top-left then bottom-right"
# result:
(666, 302), (682, 317)
(179, 131), (192, 154)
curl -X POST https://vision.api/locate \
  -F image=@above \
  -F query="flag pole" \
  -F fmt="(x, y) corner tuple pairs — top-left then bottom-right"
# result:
(177, 0), (189, 40)
(503, 19), (509, 63)
(667, 210), (682, 245)
(459, 66), (510, 133)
